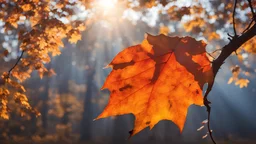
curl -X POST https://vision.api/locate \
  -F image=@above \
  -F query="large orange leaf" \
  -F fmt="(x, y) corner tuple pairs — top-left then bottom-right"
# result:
(96, 34), (213, 136)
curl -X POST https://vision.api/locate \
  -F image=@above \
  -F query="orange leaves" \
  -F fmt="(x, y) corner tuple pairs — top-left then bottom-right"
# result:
(235, 79), (249, 88)
(159, 25), (169, 35)
(21, 4), (33, 12)
(167, 6), (190, 21)
(227, 65), (250, 88)
(96, 34), (213, 136)
(0, 0), (88, 118)
(14, 92), (31, 109)
(241, 38), (256, 54)
(183, 17), (205, 32)
(6, 13), (20, 28)
(208, 32), (220, 41)
(0, 88), (10, 120)
(68, 29), (82, 44)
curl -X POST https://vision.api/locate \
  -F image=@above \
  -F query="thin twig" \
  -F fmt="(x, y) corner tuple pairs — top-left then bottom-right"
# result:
(204, 81), (216, 144)
(248, 0), (255, 20)
(243, 0), (256, 34)
(242, 19), (254, 34)
(207, 49), (222, 61)
(207, 52), (216, 61)
(204, 2), (256, 144)
(233, 0), (238, 37)
(210, 48), (222, 54)
(8, 50), (25, 77)
(227, 33), (233, 38)
(208, 22), (256, 144)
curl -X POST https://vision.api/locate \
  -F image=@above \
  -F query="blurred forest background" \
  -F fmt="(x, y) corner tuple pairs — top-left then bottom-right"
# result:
(1, 0), (256, 144)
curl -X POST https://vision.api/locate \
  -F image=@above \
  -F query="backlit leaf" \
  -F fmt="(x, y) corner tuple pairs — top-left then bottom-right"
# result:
(235, 79), (249, 88)
(96, 34), (213, 136)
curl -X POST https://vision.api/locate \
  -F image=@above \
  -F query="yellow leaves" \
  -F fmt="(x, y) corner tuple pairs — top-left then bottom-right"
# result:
(0, 88), (10, 120)
(29, 12), (41, 27)
(6, 14), (20, 28)
(0, 0), (89, 119)
(183, 17), (205, 32)
(145, 0), (157, 8)
(190, 5), (204, 15)
(242, 38), (256, 54)
(237, 54), (244, 62)
(14, 92), (31, 109)
(96, 34), (213, 136)
(235, 79), (249, 88)
(225, 3), (233, 10)
(38, 38), (48, 49)
(9, 80), (26, 92)
(0, 0), (86, 117)
(0, 110), (9, 120)
(0, 103), (9, 120)
(76, 23), (86, 31)
(68, 29), (82, 44)
(208, 32), (220, 41)
(159, 25), (169, 35)
(0, 88), (10, 110)
(38, 67), (48, 79)
(51, 49), (61, 57)
(167, 6), (190, 21)
(11, 69), (32, 82)
(227, 65), (250, 88)
(0, 71), (36, 119)
(227, 77), (234, 84)
(21, 4), (33, 12)
(56, 38), (64, 48)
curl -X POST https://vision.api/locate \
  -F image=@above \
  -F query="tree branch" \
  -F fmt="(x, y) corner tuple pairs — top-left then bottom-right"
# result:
(204, 18), (256, 144)
(7, 50), (25, 77)
(212, 23), (256, 75)
(232, 0), (238, 37)
(248, 0), (255, 20)
(204, 80), (215, 144)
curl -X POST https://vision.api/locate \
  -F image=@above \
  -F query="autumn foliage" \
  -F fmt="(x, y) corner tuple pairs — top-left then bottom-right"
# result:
(0, 0), (85, 119)
(96, 34), (213, 136)
(1, 0), (256, 143)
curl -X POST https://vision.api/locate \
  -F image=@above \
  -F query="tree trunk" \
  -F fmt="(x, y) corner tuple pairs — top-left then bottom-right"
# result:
(41, 62), (51, 135)
(80, 61), (95, 141)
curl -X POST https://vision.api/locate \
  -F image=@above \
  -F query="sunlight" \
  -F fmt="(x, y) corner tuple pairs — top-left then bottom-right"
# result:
(97, 0), (116, 9)
(89, 0), (126, 29)
(95, 0), (118, 15)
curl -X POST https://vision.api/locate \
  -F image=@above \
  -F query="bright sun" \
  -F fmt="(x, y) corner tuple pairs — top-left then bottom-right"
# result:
(97, 0), (116, 9)
(95, 0), (118, 15)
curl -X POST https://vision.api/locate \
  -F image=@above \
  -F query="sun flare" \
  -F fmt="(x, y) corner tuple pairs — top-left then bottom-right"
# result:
(95, 0), (118, 15)
(97, 0), (116, 9)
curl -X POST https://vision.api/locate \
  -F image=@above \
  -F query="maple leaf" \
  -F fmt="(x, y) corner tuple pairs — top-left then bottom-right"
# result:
(96, 34), (213, 136)
(68, 29), (82, 44)
(235, 78), (249, 88)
